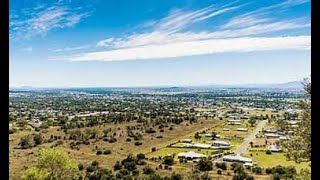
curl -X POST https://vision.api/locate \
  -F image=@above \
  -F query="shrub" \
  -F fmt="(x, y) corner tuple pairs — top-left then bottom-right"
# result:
(126, 138), (131, 142)
(78, 164), (84, 171)
(265, 167), (273, 174)
(96, 150), (102, 155)
(171, 172), (183, 180)
(143, 166), (155, 174)
(217, 169), (222, 175)
(252, 166), (263, 174)
(113, 161), (122, 171)
(104, 150), (111, 155)
(163, 156), (174, 166)
(196, 158), (213, 171)
(266, 150), (272, 154)
(137, 153), (145, 160)
(91, 160), (99, 167)
(86, 165), (94, 173)
(132, 169), (139, 176)
(151, 147), (156, 152)
(215, 162), (227, 170)
(134, 141), (142, 146)
(145, 128), (156, 134)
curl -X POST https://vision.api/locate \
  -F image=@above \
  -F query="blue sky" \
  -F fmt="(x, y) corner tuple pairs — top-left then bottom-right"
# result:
(9, 0), (310, 87)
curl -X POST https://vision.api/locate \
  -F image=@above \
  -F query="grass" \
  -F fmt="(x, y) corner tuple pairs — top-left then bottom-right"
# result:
(244, 151), (310, 172)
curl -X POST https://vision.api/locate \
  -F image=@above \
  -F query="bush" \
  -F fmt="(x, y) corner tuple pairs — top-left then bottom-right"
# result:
(266, 150), (272, 154)
(91, 160), (99, 167)
(96, 150), (102, 155)
(196, 158), (213, 171)
(134, 141), (142, 146)
(265, 167), (273, 174)
(145, 128), (156, 134)
(126, 138), (131, 142)
(86, 165), (95, 173)
(143, 166), (155, 174)
(109, 137), (117, 143)
(132, 169), (139, 176)
(19, 135), (33, 149)
(103, 150), (111, 155)
(217, 169), (222, 175)
(114, 161), (122, 171)
(78, 164), (84, 171)
(171, 172), (183, 180)
(137, 153), (145, 160)
(252, 166), (263, 174)
(163, 156), (174, 166)
(33, 134), (43, 145)
(215, 162), (227, 170)
(151, 147), (156, 152)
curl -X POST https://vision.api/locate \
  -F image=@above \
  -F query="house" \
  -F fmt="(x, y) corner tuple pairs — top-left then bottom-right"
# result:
(177, 151), (207, 160)
(212, 140), (231, 149)
(222, 155), (252, 163)
(264, 133), (280, 139)
(237, 128), (248, 132)
(244, 162), (253, 167)
(181, 139), (192, 143)
(228, 119), (242, 123)
(265, 129), (277, 133)
(192, 143), (212, 149)
(228, 122), (242, 125)
(223, 128), (230, 131)
(268, 145), (282, 152)
(204, 133), (215, 137)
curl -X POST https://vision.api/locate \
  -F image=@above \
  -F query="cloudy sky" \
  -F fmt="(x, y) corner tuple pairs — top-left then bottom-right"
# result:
(9, 0), (310, 87)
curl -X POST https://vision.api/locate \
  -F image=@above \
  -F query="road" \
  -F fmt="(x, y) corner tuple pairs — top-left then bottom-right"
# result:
(234, 120), (268, 155)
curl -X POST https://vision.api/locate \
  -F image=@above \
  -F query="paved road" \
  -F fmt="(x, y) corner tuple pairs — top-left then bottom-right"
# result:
(234, 120), (268, 155)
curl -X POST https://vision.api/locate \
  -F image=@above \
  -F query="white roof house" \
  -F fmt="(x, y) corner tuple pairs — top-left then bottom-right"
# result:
(237, 128), (248, 132)
(265, 133), (280, 138)
(181, 139), (193, 143)
(204, 133), (215, 137)
(212, 140), (231, 147)
(228, 119), (242, 122)
(223, 128), (230, 131)
(177, 151), (207, 159)
(222, 155), (252, 163)
(228, 122), (242, 125)
(265, 129), (277, 133)
(192, 143), (212, 149)
(268, 145), (282, 152)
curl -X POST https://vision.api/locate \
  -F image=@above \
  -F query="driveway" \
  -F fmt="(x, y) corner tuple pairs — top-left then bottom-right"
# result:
(234, 120), (268, 155)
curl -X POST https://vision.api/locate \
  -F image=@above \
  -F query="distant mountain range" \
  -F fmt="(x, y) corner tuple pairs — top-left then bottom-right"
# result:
(204, 81), (304, 89)
(9, 81), (304, 90)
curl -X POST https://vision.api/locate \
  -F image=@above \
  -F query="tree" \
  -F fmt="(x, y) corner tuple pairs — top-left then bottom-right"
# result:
(21, 148), (79, 180)
(171, 172), (183, 180)
(19, 135), (33, 149)
(196, 158), (213, 171)
(163, 156), (174, 166)
(21, 167), (49, 180)
(295, 168), (311, 180)
(248, 118), (256, 127)
(33, 134), (43, 145)
(279, 78), (311, 163)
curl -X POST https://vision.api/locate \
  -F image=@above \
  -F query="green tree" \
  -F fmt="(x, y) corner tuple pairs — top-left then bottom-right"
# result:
(196, 158), (213, 171)
(279, 78), (311, 163)
(248, 118), (256, 127)
(21, 148), (79, 180)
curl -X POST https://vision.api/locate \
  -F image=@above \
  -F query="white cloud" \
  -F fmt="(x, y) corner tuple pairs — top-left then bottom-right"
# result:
(60, 1), (310, 62)
(66, 36), (310, 62)
(20, 47), (33, 52)
(52, 44), (92, 52)
(10, 5), (90, 39)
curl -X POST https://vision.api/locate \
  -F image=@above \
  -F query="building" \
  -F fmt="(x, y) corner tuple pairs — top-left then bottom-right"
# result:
(222, 155), (252, 163)
(177, 151), (207, 160)
(192, 143), (212, 149)
(268, 145), (282, 152)
(265, 129), (277, 133)
(237, 128), (248, 132)
(212, 140), (231, 149)
(181, 139), (192, 143)
(228, 122), (242, 125)
(264, 133), (280, 139)
(223, 128), (230, 131)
